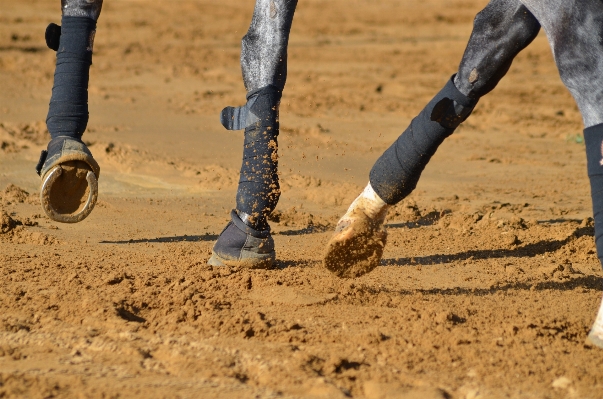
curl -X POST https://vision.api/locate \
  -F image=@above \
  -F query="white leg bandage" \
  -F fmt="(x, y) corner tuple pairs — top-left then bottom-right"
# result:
(341, 183), (390, 225)
(590, 296), (603, 347)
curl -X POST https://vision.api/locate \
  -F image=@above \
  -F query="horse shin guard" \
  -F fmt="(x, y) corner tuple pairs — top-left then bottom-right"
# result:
(221, 85), (282, 231)
(369, 76), (478, 205)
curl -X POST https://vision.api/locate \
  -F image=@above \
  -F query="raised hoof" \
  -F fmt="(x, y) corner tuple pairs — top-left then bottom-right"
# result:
(40, 161), (98, 223)
(323, 214), (387, 278)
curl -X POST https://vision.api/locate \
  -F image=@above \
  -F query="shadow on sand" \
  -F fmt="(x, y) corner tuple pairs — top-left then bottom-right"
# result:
(100, 234), (218, 244)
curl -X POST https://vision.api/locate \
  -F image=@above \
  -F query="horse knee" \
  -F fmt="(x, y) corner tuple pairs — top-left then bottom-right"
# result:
(61, 0), (103, 20)
(455, 0), (540, 98)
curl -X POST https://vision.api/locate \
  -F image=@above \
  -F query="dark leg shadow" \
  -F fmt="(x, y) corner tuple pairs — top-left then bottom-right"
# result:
(383, 226), (594, 266)
(100, 234), (218, 244)
(273, 259), (318, 270)
(387, 275), (603, 297)
(275, 225), (331, 236)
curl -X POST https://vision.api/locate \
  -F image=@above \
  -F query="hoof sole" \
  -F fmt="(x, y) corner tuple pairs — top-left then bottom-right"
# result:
(40, 161), (98, 223)
(323, 217), (386, 278)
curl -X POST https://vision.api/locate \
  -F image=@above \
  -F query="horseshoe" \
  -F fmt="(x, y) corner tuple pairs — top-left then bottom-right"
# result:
(40, 165), (98, 223)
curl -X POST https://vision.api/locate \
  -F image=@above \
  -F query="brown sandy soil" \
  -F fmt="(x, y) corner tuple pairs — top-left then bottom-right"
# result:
(1, 0), (603, 397)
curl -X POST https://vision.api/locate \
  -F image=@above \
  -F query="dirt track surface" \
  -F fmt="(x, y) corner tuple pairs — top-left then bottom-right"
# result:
(1, 0), (603, 397)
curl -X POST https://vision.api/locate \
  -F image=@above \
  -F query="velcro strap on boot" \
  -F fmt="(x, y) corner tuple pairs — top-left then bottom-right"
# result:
(220, 85), (282, 131)
(36, 150), (49, 176)
(430, 75), (478, 129)
(45, 23), (62, 51)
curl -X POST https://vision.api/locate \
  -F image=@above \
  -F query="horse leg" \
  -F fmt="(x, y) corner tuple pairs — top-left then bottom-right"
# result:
(519, 0), (603, 349)
(208, 0), (298, 268)
(37, 0), (104, 223)
(324, 0), (541, 278)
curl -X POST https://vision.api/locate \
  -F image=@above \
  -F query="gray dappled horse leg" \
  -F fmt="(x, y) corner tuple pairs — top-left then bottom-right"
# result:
(454, 0), (540, 99)
(520, 0), (603, 347)
(518, 0), (603, 128)
(37, 0), (103, 223)
(209, 0), (297, 268)
(241, 0), (296, 93)
(323, 0), (541, 278)
(61, 0), (103, 20)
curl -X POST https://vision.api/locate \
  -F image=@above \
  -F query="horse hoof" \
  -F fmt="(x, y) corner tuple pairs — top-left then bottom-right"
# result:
(208, 210), (276, 269)
(323, 213), (387, 278)
(40, 162), (98, 223)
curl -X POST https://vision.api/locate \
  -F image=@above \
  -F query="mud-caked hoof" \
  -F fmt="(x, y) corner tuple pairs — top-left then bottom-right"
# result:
(208, 210), (275, 269)
(37, 136), (100, 223)
(323, 212), (387, 278)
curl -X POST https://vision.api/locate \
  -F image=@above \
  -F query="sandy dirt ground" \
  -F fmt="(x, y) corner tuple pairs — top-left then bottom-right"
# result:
(1, 0), (603, 397)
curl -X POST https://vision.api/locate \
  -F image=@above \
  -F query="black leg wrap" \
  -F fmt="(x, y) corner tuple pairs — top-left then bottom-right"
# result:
(221, 85), (282, 231)
(369, 76), (478, 205)
(584, 124), (603, 267)
(46, 16), (96, 141)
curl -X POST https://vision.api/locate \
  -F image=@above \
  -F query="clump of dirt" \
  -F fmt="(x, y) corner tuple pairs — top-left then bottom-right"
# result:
(2, 184), (30, 204)
(0, 209), (18, 233)
(0, 208), (51, 243)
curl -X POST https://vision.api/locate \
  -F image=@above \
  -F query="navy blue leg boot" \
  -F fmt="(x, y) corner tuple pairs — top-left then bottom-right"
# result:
(208, 210), (276, 268)
(209, 85), (281, 268)
(37, 16), (100, 223)
(369, 76), (477, 204)
(584, 124), (603, 348)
